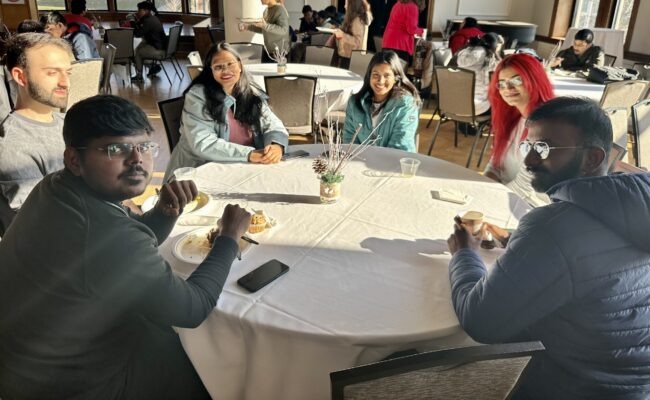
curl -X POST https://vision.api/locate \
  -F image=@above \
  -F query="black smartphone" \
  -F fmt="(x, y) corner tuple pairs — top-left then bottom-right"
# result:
(237, 259), (290, 292)
(282, 150), (309, 160)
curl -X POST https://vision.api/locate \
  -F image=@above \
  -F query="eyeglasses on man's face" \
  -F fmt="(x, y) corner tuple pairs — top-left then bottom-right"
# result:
(211, 60), (240, 73)
(518, 140), (585, 160)
(76, 141), (160, 160)
(496, 75), (524, 90)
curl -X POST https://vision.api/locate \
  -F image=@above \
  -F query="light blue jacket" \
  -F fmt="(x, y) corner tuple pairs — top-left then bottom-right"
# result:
(450, 173), (650, 399)
(342, 91), (419, 153)
(165, 84), (289, 180)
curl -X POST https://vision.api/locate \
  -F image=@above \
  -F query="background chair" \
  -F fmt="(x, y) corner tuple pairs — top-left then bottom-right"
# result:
(305, 45), (335, 66)
(633, 63), (650, 81)
(603, 54), (617, 67)
(229, 42), (264, 64)
(264, 75), (317, 141)
(632, 99), (650, 170)
(142, 23), (184, 84)
(98, 43), (116, 94)
(157, 96), (185, 151)
(104, 28), (134, 86)
(349, 50), (374, 76)
(330, 341), (544, 400)
(427, 66), (491, 168)
(65, 58), (103, 111)
(186, 65), (202, 81)
(600, 80), (650, 111)
(187, 50), (202, 66)
(309, 33), (331, 46)
(608, 142), (627, 173)
(208, 26), (225, 45)
(604, 107), (629, 149)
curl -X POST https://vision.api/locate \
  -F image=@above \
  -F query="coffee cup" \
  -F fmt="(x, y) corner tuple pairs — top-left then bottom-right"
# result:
(460, 211), (484, 235)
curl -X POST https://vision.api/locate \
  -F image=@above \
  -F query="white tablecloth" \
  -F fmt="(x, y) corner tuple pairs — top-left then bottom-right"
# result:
(562, 27), (625, 67)
(160, 145), (531, 400)
(246, 63), (363, 121)
(551, 72), (605, 101)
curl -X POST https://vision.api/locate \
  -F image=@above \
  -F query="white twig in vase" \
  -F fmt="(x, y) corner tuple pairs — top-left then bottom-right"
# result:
(264, 40), (289, 65)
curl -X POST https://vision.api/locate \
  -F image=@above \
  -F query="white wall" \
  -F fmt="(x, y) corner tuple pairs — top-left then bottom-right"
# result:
(223, 0), (265, 44)
(629, 0), (650, 54)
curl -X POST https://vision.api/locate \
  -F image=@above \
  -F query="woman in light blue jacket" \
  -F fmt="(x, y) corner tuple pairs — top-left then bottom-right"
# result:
(342, 50), (421, 153)
(164, 42), (288, 181)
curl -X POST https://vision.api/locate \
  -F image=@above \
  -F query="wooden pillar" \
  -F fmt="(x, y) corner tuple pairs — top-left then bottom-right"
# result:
(0, 0), (38, 31)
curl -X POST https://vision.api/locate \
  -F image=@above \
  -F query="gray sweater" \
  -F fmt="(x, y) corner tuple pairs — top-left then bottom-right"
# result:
(248, 4), (290, 56)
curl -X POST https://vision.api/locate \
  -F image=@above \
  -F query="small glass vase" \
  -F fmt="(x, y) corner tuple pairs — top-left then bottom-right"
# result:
(320, 180), (341, 204)
(277, 64), (286, 74)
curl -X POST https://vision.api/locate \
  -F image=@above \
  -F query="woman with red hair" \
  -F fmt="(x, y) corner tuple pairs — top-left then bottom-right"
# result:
(485, 53), (554, 205)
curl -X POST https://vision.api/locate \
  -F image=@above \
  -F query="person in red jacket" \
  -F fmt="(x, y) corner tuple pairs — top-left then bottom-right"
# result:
(382, 0), (424, 63)
(449, 16), (484, 54)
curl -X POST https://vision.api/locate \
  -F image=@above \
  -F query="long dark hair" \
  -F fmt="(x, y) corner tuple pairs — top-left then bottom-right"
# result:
(185, 42), (264, 133)
(342, 0), (370, 33)
(467, 32), (502, 67)
(354, 50), (421, 110)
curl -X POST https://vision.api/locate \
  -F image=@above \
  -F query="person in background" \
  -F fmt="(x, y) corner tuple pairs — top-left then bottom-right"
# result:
(298, 5), (318, 33)
(239, 0), (290, 64)
(164, 42), (288, 180)
(343, 50), (421, 152)
(382, 0), (425, 64)
(16, 19), (43, 33)
(448, 96), (650, 400)
(131, 1), (167, 82)
(0, 33), (73, 235)
(315, 10), (335, 29)
(448, 16), (484, 54)
(332, 0), (372, 69)
(456, 32), (501, 116)
(484, 53), (555, 207)
(41, 11), (100, 60)
(63, 0), (93, 31)
(325, 5), (345, 26)
(0, 94), (253, 399)
(550, 28), (604, 71)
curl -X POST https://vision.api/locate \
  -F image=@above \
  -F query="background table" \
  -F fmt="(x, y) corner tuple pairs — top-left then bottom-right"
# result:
(246, 63), (363, 122)
(551, 72), (605, 101)
(561, 27), (625, 67)
(160, 145), (531, 400)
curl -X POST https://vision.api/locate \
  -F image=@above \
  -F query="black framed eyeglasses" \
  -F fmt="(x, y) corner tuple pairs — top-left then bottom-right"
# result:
(518, 140), (585, 160)
(76, 141), (160, 160)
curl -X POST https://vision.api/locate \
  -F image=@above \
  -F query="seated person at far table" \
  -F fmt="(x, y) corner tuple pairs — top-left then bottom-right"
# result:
(549, 28), (604, 71)
(447, 96), (650, 400)
(131, 1), (167, 82)
(0, 94), (253, 400)
(164, 42), (288, 181)
(315, 10), (335, 29)
(449, 16), (484, 55)
(298, 4), (318, 33)
(41, 11), (100, 60)
(16, 19), (44, 33)
(342, 50), (420, 153)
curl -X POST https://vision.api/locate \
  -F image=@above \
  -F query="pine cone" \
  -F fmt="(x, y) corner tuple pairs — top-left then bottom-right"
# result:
(312, 158), (328, 175)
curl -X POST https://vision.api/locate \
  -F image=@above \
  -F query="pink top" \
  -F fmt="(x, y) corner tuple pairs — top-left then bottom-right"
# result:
(63, 14), (93, 30)
(382, 2), (423, 55)
(227, 108), (254, 146)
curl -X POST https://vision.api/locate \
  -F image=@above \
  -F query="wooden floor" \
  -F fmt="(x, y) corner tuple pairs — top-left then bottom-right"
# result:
(112, 59), (491, 202)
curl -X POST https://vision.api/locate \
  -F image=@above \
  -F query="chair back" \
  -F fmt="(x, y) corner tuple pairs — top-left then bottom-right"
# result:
(604, 107), (629, 149)
(98, 43), (116, 94)
(633, 63), (650, 81)
(373, 36), (383, 52)
(158, 96), (185, 150)
(165, 23), (182, 58)
(104, 28), (134, 63)
(207, 27), (225, 44)
(229, 42), (264, 64)
(632, 99), (650, 169)
(608, 142), (627, 173)
(600, 80), (650, 110)
(66, 58), (103, 111)
(187, 50), (202, 66)
(349, 50), (373, 76)
(603, 54), (617, 67)
(309, 33), (331, 46)
(186, 65), (202, 81)
(435, 66), (476, 119)
(264, 75), (317, 135)
(331, 341), (545, 400)
(305, 45), (335, 66)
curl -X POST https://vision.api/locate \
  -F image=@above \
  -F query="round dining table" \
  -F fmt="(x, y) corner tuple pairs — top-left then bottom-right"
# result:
(160, 145), (531, 400)
(550, 70), (606, 101)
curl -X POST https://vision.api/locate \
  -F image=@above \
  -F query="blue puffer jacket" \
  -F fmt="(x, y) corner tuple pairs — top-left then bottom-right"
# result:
(449, 173), (650, 399)
(342, 90), (419, 153)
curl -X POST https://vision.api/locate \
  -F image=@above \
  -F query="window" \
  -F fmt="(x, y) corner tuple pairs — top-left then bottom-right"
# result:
(189, 0), (209, 14)
(573, 0), (600, 28)
(35, 0), (66, 11)
(116, 0), (139, 11)
(86, 0), (108, 10)
(612, 0), (634, 38)
(156, 0), (182, 13)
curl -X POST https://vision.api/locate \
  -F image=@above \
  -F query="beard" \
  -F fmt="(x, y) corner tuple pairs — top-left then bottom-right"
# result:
(528, 154), (583, 193)
(27, 80), (68, 109)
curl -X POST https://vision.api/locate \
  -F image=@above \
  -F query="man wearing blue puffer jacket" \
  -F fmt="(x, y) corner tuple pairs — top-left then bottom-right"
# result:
(447, 96), (650, 399)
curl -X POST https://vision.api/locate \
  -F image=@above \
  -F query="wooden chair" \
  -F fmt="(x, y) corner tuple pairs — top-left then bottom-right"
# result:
(264, 75), (317, 141)
(600, 80), (650, 111)
(608, 142), (627, 174)
(305, 45), (335, 67)
(229, 42), (264, 64)
(65, 58), (103, 111)
(603, 54), (617, 67)
(309, 33), (331, 46)
(349, 50), (374, 76)
(98, 43), (116, 94)
(331, 341), (544, 400)
(632, 99), (650, 170)
(186, 65), (202, 81)
(157, 96), (185, 151)
(603, 107), (629, 149)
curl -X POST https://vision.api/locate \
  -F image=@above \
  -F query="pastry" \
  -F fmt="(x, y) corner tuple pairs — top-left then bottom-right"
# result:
(248, 211), (267, 234)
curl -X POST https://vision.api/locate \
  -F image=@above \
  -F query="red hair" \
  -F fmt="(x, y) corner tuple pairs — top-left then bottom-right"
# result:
(488, 54), (555, 169)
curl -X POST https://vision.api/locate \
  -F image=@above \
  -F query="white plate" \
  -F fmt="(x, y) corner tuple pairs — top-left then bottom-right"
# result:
(316, 27), (336, 34)
(173, 227), (251, 264)
(141, 191), (210, 214)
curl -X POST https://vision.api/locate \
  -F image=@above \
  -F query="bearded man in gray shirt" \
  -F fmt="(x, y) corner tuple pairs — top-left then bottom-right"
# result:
(0, 33), (73, 235)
